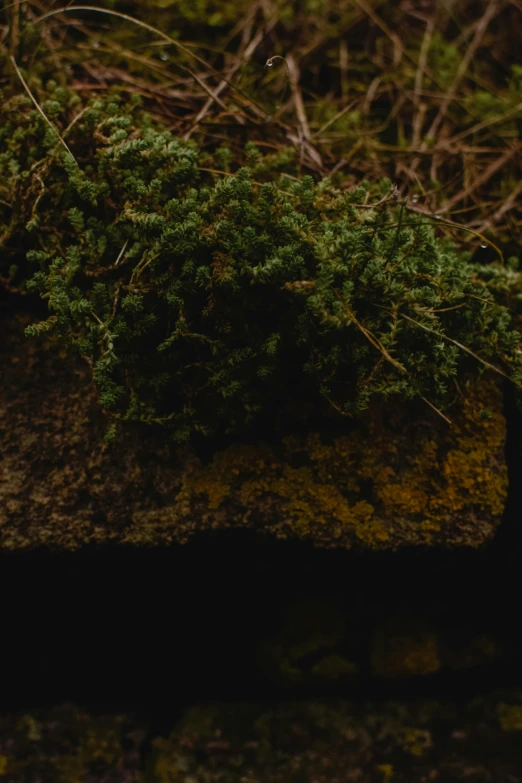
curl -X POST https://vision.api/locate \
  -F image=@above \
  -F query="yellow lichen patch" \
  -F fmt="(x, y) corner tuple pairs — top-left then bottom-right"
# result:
(53, 721), (125, 783)
(150, 739), (186, 783)
(354, 517), (391, 546)
(358, 379), (506, 543)
(497, 703), (522, 732)
(174, 379), (506, 549)
(371, 618), (441, 678)
(177, 438), (376, 541)
(298, 432), (362, 493)
(177, 443), (274, 509)
(243, 464), (375, 538)
(437, 383), (506, 518)
(373, 439), (437, 515)
(397, 728), (433, 757)
(377, 763), (394, 781)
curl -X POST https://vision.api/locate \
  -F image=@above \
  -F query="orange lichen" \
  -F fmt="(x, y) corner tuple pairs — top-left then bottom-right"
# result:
(175, 379), (506, 549)
(178, 443), (274, 510)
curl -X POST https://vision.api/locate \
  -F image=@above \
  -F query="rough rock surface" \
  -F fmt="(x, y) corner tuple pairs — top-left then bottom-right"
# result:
(0, 707), (144, 783)
(2, 694), (522, 782)
(149, 695), (522, 783)
(0, 314), (508, 550)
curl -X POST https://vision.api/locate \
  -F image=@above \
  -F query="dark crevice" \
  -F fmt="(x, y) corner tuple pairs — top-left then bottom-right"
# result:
(489, 380), (522, 564)
(1, 306), (522, 740)
(1, 525), (522, 724)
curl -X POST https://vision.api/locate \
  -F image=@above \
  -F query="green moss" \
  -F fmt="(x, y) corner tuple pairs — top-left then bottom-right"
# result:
(4, 0), (521, 250)
(1, 75), (521, 444)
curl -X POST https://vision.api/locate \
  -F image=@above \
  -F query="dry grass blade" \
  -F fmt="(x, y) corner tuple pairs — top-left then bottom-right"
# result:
(185, 24), (267, 138)
(475, 181), (522, 233)
(424, 0), (501, 143)
(354, 0), (404, 66)
(9, 55), (77, 161)
(283, 54), (324, 171)
(331, 288), (407, 375)
(114, 239), (129, 267)
(397, 311), (518, 385)
(405, 206), (504, 262)
(331, 294), (452, 424)
(9, 0), (20, 56)
(420, 395), (452, 425)
(285, 53), (311, 142)
(447, 100), (522, 148)
(312, 100), (358, 139)
(441, 146), (519, 212)
(412, 17), (434, 148)
(34, 5), (270, 121)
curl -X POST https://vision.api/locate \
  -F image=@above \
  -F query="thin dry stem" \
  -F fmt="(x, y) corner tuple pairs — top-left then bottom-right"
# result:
(10, 55), (77, 161)
(423, 0), (501, 144)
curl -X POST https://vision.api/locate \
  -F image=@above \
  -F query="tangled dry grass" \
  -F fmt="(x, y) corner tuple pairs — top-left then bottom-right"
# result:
(3, 0), (520, 257)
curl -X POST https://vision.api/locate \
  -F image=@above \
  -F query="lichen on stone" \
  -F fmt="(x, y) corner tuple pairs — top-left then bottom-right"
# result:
(0, 314), (508, 550)
(175, 378), (507, 549)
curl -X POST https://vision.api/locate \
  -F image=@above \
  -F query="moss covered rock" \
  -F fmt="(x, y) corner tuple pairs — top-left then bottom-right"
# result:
(0, 314), (507, 550)
(147, 693), (522, 782)
(1, 83), (521, 444)
(3, 693), (522, 782)
(175, 375), (506, 549)
(0, 706), (143, 782)
(0, 29), (515, 551)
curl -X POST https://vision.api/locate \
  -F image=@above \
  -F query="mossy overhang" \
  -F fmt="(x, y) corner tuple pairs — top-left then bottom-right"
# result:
(0, 315), (507, 551)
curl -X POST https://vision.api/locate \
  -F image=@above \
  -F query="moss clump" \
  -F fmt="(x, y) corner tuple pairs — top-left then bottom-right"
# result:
(371, 618), (441, 679)
(258, 598), (358, 686)
(1, 81), (521, 442)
